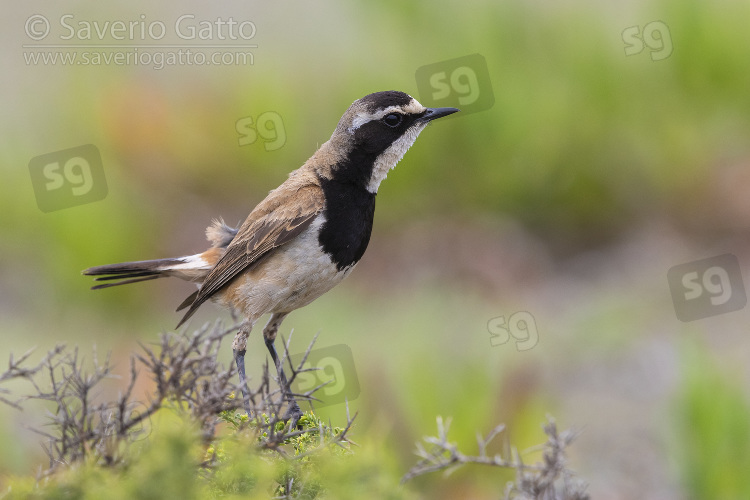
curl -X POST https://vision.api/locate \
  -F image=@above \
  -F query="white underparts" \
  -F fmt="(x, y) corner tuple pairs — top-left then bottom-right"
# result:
(224, 214), (355, 319)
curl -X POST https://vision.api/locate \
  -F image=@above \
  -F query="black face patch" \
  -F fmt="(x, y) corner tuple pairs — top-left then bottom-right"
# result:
(332, 105), (423, 188)
(352, 112), (422, 156)
(317, 176), (377, 271)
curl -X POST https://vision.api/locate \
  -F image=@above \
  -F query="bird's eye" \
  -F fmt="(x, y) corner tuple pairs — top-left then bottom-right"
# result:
(382, 113), (403, 127)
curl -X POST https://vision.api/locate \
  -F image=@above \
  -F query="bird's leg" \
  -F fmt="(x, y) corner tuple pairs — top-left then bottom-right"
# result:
(263, 312), (303, 427)
(231, 321), (254, 415)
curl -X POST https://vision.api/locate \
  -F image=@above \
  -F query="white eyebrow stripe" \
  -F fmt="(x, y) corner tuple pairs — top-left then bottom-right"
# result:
(402, 98), (425, 114)
(348, 98), (426, 132)
(349, 105), (403, 132)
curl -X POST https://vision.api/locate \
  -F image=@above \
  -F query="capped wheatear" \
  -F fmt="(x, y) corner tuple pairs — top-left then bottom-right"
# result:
(84, 90), (459, 422)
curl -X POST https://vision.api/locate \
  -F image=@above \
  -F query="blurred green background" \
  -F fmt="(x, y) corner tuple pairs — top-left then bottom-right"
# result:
(3, 0), (750, 498)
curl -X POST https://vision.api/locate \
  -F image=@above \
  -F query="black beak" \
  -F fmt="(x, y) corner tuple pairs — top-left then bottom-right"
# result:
(419, 107), (460, 122)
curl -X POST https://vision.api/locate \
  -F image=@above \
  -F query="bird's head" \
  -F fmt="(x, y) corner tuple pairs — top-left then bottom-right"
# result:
(320, 90), (458, 193)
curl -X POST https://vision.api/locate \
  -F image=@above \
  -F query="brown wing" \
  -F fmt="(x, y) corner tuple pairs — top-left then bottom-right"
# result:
(176, 182), (324, 327)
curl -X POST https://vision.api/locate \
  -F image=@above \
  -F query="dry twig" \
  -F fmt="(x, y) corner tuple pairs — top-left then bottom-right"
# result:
(403, 416), (589, 500)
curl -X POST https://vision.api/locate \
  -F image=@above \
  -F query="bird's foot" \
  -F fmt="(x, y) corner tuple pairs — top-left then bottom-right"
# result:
(284, 401), (304, 430)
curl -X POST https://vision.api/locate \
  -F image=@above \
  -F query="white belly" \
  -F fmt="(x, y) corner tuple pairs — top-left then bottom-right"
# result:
(216, 215), (355, 320)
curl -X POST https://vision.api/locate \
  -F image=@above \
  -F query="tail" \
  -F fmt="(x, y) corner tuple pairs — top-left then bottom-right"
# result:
(84, 219), (239, 323)
(82, 257), (193, 290)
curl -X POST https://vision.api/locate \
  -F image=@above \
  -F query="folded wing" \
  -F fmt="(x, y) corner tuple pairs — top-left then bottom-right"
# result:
(176, 183), (324, 327)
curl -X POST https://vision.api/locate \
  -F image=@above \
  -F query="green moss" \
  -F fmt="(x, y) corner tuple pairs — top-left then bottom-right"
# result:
(2, 409), (413, 500)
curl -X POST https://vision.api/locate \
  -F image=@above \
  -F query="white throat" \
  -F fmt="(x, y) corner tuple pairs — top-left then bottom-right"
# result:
(366, 122), (429, 193)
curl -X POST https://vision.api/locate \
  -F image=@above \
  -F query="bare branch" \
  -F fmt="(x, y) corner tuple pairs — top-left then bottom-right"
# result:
(0, 319), (356, 496)
(403, 416), (589, 500)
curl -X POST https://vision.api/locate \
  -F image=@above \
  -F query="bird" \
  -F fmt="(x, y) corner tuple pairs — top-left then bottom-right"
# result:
(83, 90), (458, 424)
